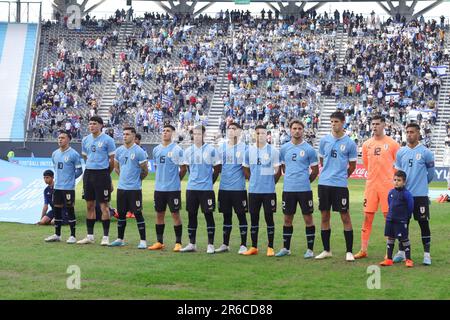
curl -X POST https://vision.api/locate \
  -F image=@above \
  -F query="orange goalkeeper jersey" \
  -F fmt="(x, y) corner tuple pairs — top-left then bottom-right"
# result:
(362, 135), (400, 189)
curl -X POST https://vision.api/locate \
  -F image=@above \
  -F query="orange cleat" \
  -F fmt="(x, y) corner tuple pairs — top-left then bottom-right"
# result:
(354, 250), (368, 259)
(405, 259), (414, 268)
(243, 247), (258, 256)
(173, 243), (182, 252)
(126, 212), (135, 219)
(148, 242), (165, 250)
(437, 195), (444, 203)
(266, 247), (275, 257)
(379, 258), (394, 266)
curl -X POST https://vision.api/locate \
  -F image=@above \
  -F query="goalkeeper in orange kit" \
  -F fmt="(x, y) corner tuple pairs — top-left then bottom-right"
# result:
(354, 115), (400, 259)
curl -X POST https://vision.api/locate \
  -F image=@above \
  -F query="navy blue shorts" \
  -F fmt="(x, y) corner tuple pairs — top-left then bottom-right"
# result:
(384, 221), (409, 240)
(45, 209), (69, 225)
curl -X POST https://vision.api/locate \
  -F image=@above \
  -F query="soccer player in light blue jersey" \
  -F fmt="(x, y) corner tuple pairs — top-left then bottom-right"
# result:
(148, 124), (187, 252)
(180, 125), (222, 254)
(242, 125), (282, 257)
(275, 120), (319, 258)
(110, 127), (149, 249)
(316, 112), (357, 262)
(393, 123), (435, 265)
(45, 131), (82, 244)
(216, 122), (249, 254)
(78, 116), (116, 246)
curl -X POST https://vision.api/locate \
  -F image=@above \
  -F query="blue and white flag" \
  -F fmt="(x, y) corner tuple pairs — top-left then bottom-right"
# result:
(430, 65), (447, 76)
(161, 93), (173, 106)
(306, 81), (319, 92)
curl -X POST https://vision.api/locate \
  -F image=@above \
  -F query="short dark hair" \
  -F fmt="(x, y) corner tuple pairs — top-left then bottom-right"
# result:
(255, 124), (266, 131)
(89, 116), (103, 125)
(394, 170), (407, 181)
(330, 111), (345, 122)
(164, 124), (176, 131)
(58, 130), (72, 140)
(123, 127), (136, 134)
(43, 169), (54, 177)
(289, 119), (305, 129)
(371, 115), (385, 122)
(135, 133), (142, 140)
(227, 122), (241, 129)
(406, 123), (420, 131)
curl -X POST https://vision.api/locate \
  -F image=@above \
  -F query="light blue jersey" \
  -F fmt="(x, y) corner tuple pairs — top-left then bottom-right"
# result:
(243, 144), (280, 194)
(183, 144), (221, 191)
(318, 134), (357, 188)
(395, 144), (435, 197)
(281, 141), (318, 192)
(52, 147), (82, 190)
(115, 144), (148, 190)
(153, 142), (184, 192)
(218, 142), (246, 191)
(82, 133), (116, 170)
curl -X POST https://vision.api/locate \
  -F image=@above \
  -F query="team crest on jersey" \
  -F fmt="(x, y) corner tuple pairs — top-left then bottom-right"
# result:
(263, 153), (269, 160)
(340, 144), (346, 151)
(207, 199), (213, 206)
(130, 153), (135, 160)
(168, 152), (173, 157)
(98, 142), (103, 148)
(203, 152), (209, 159)
(420, 206), (425, 214)
(136, 200), (141, 207)
(236, 152), (241, 158)
(300, 150), (305, 157)
(342, 198), (347, 206)
(64, 156), (69, 162)
(308, 200), (313, 207)
(416, 153), (422, 160)
(384, 144), (389, 150)
(66, 194), (71, 200)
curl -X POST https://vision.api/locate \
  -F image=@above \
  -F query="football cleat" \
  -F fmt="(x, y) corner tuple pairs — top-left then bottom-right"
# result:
(423, 255), (432, 266)
(354, 250), (368, 259)
(275, 248), (291, 257)
(76, 236), (95, 244)
(180, 243), (197, 252)
(100, 236), (110, 246)
(109, 239), (125, 247)
(206, 244), (215, 254)
(266, 247), (275, 257)
(379, 258), (394, 266)
(215, 244), (230, 253)
(405, 259), (414, 268)
(238, 245), (248, 254)
(66, 236), (77, 244)
(243, 247), (258, 255)
(393, 251), (406, 263)
(346, 252), (355, 262)
(137, 241), (147, 249)
(45, 234), (61, 242)
(315, 250), (332, 260)
(148, 242), (165, 250)
(173, 243), (182, 252)
(304, 249), (314, 259)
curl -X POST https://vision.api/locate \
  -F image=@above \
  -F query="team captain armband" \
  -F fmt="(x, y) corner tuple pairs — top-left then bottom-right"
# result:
(426, 161), (435, 169)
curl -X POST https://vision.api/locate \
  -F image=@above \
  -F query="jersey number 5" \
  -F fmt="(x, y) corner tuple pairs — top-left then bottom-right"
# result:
(408, 159), (413, 167)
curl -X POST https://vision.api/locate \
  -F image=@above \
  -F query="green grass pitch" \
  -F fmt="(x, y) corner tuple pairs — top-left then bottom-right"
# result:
(0, 174), (449, 299)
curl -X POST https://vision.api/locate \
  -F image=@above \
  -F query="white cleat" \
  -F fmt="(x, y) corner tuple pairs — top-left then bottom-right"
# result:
(66, 236), (77, 244)
(45, 234), (61, 242)
(76, 236), (95, 244)
(215, 244), (230, 253)
(315, 250), (333, 260)
(100, 236), (110, 246)
(304, 249), (314, 259)
(346, 252), (355, 262)
(180, 243), (197, 252)
(206, 244), (215, 254)
(238, 245), (248, 254)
